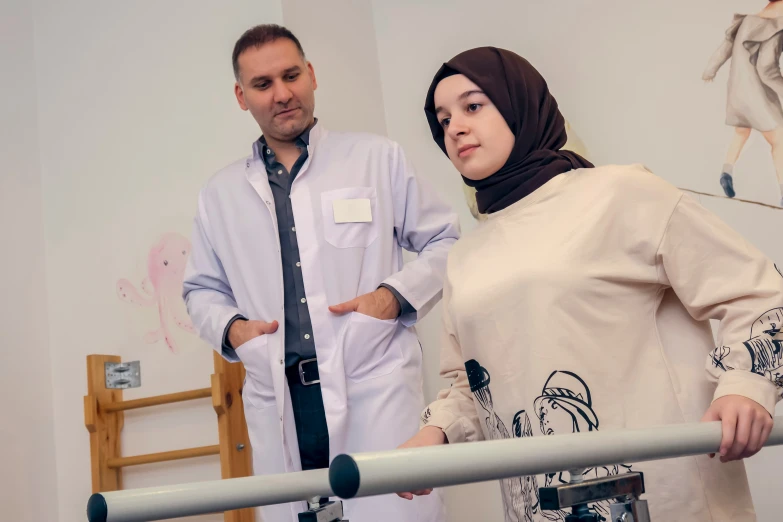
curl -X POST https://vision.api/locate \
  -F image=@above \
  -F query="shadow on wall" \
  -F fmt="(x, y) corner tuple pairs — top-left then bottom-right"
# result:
(116, 232), (195, 353)
(462, 120), (589, 222)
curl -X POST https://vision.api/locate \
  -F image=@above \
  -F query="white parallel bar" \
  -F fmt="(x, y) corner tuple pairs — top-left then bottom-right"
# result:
(87, 468), (333, 522)
(329, 417), (783, 499)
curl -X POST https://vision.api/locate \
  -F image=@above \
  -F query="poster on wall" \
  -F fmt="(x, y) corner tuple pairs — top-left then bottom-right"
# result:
(702, 1), (783, 209)
(117, 232), (195, 353)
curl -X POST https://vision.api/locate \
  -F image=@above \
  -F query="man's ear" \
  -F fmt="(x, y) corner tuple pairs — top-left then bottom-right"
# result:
(307, 61), (318, 91)
(235, 82), (249, 111)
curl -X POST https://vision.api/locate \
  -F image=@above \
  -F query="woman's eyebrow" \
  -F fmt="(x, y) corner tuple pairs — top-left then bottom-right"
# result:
(435, 90), (486, 114)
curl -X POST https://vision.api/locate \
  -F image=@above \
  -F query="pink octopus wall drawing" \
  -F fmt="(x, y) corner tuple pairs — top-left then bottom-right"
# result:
(117, 232), (195, 353)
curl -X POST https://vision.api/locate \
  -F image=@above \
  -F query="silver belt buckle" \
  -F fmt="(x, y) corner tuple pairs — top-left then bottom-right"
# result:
(298, 357), (320, 386)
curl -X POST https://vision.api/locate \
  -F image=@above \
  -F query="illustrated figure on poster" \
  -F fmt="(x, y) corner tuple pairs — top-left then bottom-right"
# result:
(117, 232), (195, 352)
(703, 0), (783, 207)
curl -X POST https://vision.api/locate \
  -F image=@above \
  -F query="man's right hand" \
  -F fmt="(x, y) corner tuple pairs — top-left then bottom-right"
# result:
(228, 319), (279, 349)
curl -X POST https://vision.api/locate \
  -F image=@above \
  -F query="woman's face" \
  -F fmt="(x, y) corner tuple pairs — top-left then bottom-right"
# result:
(433, 74), (515, 181)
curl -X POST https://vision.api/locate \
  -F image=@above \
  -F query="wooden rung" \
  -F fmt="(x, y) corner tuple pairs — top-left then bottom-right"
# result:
(103, 387), (212, 413)
(84, 395), (98, 433)
(107, 445), (220, 469)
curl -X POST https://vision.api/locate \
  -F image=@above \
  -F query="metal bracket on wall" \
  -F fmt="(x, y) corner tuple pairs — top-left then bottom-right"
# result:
(105, 361), (141, 389)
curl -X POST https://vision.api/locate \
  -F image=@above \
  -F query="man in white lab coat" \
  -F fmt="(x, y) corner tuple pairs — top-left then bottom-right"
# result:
(182, 24), (458, 521)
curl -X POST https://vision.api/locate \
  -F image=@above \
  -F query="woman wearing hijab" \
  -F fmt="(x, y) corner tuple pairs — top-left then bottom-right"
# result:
(398, 47), (782, 522)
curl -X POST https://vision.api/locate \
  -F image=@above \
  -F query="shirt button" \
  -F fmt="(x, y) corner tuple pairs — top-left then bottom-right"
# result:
(296, 262), (301, 267)
(279, 359), (283, 365)
(277, 169), (282, 175)
(304, 334), (311, 340)
(292, 226), (296, 232)
(301, 298), (307, 304)
(266, 149), (271, 154)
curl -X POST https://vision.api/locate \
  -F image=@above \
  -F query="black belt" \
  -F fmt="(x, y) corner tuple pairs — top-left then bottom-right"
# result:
(285, 357), (320, 386)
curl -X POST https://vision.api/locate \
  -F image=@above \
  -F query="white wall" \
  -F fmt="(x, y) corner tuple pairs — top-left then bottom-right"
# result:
(30, 1), (282, 520)
(0, 2), (60, 521)
(371, 1), (783, 521)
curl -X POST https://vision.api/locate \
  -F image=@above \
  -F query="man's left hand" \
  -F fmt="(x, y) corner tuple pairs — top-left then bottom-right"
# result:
(701, 394), (774, 462)
(329, 287), (401, 320)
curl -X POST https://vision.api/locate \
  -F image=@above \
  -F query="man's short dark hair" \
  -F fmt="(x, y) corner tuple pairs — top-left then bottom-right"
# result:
(232, 24), (306, 81)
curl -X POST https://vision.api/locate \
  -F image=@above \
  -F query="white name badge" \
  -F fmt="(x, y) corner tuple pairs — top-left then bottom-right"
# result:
(332, 198), (372, 223)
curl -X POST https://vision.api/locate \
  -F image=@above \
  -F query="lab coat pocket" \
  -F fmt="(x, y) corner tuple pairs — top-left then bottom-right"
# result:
(234, 334), (275, 409)
(342, 312), (403, 383)
(321, 187), (379, 248)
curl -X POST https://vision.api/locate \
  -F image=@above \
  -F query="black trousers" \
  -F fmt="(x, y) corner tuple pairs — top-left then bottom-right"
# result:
(286, 365), (330, 471)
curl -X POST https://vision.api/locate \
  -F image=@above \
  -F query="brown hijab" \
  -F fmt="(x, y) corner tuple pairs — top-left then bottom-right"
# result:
(424, 47), (593, 214)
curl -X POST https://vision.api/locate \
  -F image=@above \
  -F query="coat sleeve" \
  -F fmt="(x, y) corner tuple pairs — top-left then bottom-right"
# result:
(182, 189), (244, 361)
(702, 16), (743, 80)
(656, 193), (783, 415)
(380, 142), (461, 326)
(419, 277), (484, 443)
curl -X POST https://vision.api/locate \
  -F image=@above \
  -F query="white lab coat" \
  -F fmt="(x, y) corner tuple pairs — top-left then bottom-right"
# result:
(183, 122), (458, 521)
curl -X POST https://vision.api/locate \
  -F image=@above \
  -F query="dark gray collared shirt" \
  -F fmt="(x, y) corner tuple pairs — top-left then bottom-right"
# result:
(223, 124), (414, 367)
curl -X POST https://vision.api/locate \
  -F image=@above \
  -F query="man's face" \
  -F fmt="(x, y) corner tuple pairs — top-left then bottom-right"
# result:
(234, 38), (317, 142)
